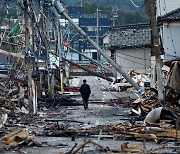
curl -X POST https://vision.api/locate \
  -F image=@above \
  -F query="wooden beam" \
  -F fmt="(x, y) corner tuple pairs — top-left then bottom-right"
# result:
(0, 49), (24, 59)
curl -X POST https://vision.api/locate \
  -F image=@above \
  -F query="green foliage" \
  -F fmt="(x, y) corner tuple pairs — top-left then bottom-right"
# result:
(83, 3), (97, 14)
(82, 1), (149, 25)
(83, 2), (112, 15)
(68, 0), (144, 11)
(117, 10), (149, 25)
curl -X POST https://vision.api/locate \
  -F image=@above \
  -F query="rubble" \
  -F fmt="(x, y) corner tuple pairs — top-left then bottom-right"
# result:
(0, 61), (179, 153)
(0, 129), (36, 151)
(0, 59), (179, 154)
(0, 3), (179, 152)
(109, 70), (151, 92)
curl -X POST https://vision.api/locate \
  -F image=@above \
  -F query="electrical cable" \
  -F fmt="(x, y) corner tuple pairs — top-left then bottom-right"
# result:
(28, 1), (51, 55)
(130, 0), (139, 8)
(115, 53), (151, 67)
(116, 49), (154, 61)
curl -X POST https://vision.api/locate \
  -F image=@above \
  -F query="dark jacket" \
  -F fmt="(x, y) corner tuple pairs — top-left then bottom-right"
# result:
(80, 83), (91, 96)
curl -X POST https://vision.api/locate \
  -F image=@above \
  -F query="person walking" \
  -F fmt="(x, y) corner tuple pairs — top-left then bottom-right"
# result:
(79, 79), (91, 110)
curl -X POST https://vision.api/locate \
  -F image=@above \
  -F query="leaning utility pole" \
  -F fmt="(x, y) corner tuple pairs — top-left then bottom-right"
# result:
(54, 1), (144, 95)
(149, 0), (164, 103)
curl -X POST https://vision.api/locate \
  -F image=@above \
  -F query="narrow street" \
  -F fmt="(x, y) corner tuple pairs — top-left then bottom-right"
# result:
(0, 0), (180, 153)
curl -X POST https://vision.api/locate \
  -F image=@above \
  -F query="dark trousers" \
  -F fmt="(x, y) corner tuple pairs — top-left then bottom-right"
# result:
(82, 95), (89, 110)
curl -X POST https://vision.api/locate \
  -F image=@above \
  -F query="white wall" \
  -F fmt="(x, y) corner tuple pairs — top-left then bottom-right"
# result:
(103, 34), (109, 44)
(115, 48), (151, 77)
(156, 0), (180, 16)
(66, 52), (79, 61)
(59, 18), (79, 27)
(161, 23), (180, 61)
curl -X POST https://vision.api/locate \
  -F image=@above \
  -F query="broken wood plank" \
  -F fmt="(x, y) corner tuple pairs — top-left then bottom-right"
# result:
(71, 140), (105, 154)
(90, 135), (114, 139)
(0, 49), (24, 59)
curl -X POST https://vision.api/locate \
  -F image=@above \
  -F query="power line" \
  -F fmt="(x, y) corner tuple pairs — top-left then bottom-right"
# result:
(130, 0), (139, 8)
(116, 48), (153, 61)
(115, 53), (151, 67)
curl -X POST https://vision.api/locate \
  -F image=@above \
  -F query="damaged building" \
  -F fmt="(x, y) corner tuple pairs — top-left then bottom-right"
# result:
(0, 0), (180, 154)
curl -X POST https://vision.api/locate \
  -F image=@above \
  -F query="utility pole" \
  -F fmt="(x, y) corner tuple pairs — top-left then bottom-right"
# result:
(40, 1), (51, 96)
(96, 7), (100, 61)
(112, 9), (118, 80)
(149, 0), (164, 103)
(66, 22), (70, 80)
(51, 7), (64, 93)
(112, 9), (118, 26)
(81, 0), (83, 8)
(59, 21), (64, 94)
(23, 0), (35, 115)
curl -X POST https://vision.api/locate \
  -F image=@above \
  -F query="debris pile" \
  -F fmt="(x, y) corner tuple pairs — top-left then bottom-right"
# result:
(0, 60), (179, 153)
(109, 70), (151, 92)
(0, 129), (36, 151)
(0, 0), (179, 152)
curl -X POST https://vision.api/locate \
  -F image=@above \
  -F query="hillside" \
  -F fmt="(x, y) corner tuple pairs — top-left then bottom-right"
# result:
(63, 0), (149, 25)
(63, 0), (145, 11)
(0, 0), (149, 26)
(2, 0), (144, 10)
